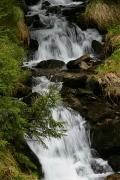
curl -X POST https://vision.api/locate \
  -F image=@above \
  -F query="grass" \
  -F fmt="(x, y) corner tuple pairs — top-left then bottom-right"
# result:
(84, 1), (120, 97)
(95, 25), (120, 96)
(85, 0), (120, 29)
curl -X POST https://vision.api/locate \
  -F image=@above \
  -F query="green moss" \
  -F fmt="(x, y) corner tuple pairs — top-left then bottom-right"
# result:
(0, 149), (38, 180)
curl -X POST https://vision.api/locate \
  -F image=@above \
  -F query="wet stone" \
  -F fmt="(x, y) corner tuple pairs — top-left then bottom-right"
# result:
(36, 60), (65, 69)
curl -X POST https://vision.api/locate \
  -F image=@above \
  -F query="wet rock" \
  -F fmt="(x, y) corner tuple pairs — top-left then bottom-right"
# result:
(32, 68), (64, 82)
(47, 5), (61, 15)
(92, 40), (105, 59)
(29, 39), (39, 51)
(36, 60), (65, 69)
(62, 3), (86, 17)
(26, 14), (47, 29)
(45, 2), (86, 17)
(80, 61), (90, 70)
(92, 120), (120, 158)
(67, 54), (92, 69)
(25, 0), (40, 6)
(33, 15), (46, 28)
(63, 75), (87, 89)
(86, 76), (103, 96)
(67, 93), (114, 123)
(108, 155), (120, 171)
(106, 173), (120, 180)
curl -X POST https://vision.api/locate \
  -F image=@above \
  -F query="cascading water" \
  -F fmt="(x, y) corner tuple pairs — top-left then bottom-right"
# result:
(26, 0), (113, 179)
(28, 77), (112, 180)
(24, 0), (102, 67)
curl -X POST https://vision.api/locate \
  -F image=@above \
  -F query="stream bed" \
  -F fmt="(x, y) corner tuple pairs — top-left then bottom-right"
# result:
(25, 0), (113, 179)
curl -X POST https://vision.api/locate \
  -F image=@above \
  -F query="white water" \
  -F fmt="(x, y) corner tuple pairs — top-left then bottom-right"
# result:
(28, 76), (112, 180)
(26, 0), (113, 179)
(24, 0), (102, 67)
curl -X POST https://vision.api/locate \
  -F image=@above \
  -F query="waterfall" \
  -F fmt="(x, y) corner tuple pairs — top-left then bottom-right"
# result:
(24, 0), (102, 67)
(26, 0), (113, 179)
(28, 76), (112, 180)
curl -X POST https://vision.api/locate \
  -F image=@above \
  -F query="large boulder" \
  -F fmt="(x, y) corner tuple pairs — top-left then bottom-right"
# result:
(108, 155), (120, 171)
(36, 59), (65, 69)
(92, 118), (120, 158)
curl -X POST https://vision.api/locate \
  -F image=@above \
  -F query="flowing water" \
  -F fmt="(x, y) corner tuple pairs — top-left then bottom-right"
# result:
(26, 0), (113, 179)
(24, 0), (102, 67)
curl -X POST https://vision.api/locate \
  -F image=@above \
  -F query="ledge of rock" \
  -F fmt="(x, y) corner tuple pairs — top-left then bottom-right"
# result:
(106, 174), (120, 180)
(36, 59), (65, 69)
(92, 116), (120, 156)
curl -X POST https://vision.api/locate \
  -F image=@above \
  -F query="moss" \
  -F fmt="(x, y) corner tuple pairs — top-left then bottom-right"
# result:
(0, 149), (38, 180)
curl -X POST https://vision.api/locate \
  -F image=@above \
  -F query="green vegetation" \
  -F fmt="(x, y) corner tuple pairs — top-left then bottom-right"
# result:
(28, 87), (65, 146)
(0, 0), (65, 179)
(0, 149), (38, 180)
(85, 0), (120, 29)
(84, 0), (120, 97)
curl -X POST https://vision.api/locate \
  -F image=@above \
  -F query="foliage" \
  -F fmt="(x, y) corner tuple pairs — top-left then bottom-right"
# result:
(85, 0), (120, 28)
(95, 25), (120, 96)
(15, 153), (37, 171)
(0, 97), (28, 141)
(27, 87), (65, 146)
(0, 150), (38, 180)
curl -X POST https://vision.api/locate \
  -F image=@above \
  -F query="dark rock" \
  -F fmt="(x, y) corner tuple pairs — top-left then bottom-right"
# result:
(92, 120), (120, 158)
(32, 68), (64, 82)
(106, 173), (120, 180)
(24, 0), (40, 6)
(62, 86), (115, 123)
(26, 14), (46, 29)
(62, 3), (86, 17)
(86, 76), (103, 96)
(32, 15), (46, 29)
(47, 5), (61, 15)
(92, 40), (105, 59)
(67, 54), (92, 69)
(44, 2), (85, 17)
(42, 1), (51, 9)
(63, 75), (87, 89)
(15, 85), (32, 98)
(23, 92), (40, 105)
(108, 155), (120, 171)
(29, 39), (39, 51)
(36, 60), (65, 69)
